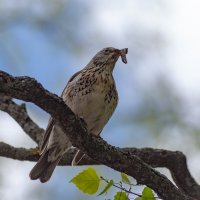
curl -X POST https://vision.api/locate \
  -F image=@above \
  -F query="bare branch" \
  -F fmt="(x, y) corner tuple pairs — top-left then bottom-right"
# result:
(0, 138), (200, 199)
(0, 70), (195, 200)
(0, 141), (85, 165)
(0, 95), (43, 144)
(1, 94), (197, 193)
(123, 148), (200, 199)
(0, 142), (39, 161)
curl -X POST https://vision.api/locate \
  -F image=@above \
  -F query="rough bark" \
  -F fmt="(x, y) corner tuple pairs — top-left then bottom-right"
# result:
(0, 70), (199, 200)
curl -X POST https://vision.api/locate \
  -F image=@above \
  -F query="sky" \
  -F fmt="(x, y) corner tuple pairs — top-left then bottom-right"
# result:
(1, 0), (200, 200)
(168, 1), (200, 98)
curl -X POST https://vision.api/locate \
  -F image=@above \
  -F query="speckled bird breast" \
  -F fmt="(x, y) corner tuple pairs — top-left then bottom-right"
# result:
(62, 68), (118, 136)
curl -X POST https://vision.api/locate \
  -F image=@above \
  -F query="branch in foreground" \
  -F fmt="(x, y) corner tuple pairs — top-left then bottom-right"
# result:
(0, 70), (194, 200)
(0, 141), (80, 165)
(123, 148), (200, 199)
(0, 96), (199, 198)
(0, 138), (199, 199)
(0, 95), (43, 144)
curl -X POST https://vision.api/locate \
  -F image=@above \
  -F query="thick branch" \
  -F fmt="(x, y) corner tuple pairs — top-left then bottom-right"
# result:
(122, 148), (200, 199)
(0, 138), (199, 199)
(0, 70), (195, 200)
(1, 96), (199, 197)
(0, 95), (43, 144)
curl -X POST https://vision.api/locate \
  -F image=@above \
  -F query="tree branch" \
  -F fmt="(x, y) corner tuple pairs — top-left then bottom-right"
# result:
(0, 141), (83, 165)
(122, 148), (200, 199)
(0, 70), (196, 200)
(0, 95), (43, 144)
(1, 137), (199, 199)
(0, 142), (39, 161)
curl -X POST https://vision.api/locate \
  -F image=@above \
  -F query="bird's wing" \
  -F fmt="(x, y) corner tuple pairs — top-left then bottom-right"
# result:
(40, 70), (82, 154)
(40, 117), (55, 154)
(66, 70), (82, 85)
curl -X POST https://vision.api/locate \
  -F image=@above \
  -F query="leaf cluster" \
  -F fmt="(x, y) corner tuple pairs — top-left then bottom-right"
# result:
(70, 167), (156, 200)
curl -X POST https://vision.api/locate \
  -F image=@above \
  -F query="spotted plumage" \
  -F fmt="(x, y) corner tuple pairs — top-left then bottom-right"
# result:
(29, 47), (128, 183)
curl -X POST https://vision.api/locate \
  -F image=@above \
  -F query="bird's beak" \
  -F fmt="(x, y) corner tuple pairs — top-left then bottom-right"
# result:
(120, 48), (128, 64)
(113, 49), (121, 57)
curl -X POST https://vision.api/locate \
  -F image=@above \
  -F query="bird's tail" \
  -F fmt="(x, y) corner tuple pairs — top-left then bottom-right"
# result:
(29, 149), (62, 183)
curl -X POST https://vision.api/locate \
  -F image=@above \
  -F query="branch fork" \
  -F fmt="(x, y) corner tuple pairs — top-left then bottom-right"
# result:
(0, 70), (199, 200)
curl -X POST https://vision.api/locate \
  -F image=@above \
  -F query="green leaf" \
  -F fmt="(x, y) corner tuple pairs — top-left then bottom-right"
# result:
(135, 197), (142, 200)
(142, 187), (155, 200)
(121, 172), (131, 184)
(98, 179), (114, 196)
(114, 192), (129, 200)
(70, 167), (100, 195)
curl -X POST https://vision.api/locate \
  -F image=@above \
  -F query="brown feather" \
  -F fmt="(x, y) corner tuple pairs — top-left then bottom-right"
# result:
(40, 71), (82, 154)
(40, 118), (55, 154)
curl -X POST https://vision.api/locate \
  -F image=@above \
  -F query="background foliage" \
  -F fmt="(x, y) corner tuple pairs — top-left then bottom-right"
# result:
(1, 0), (200, 199)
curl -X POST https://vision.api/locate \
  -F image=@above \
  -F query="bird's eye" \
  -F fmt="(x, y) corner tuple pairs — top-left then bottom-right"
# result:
(104, 49), (109, 54)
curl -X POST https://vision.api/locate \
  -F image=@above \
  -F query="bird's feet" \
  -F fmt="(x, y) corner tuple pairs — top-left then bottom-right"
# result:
(30, 147), (40, 155)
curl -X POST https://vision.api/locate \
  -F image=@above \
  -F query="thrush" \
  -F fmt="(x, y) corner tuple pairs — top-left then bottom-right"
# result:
(29, 47), (128, 183)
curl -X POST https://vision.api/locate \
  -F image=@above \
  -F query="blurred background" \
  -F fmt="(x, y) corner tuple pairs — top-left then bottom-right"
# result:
(1, 0), (200, 199)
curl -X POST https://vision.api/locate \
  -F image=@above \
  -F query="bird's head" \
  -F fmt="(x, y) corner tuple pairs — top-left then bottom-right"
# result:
(88, 47), (128, 72)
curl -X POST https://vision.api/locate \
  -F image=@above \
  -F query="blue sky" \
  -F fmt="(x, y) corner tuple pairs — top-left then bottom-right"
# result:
(1, 1), (200, 200)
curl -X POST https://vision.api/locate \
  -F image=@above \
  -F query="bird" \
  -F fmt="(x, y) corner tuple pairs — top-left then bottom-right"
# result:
(29, 47), (128, 183)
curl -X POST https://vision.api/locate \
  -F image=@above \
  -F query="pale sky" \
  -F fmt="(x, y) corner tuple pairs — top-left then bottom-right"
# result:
(1, 1), (200, 200)
(170, 1), (200, 98)
(93, 0), (200, 99)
